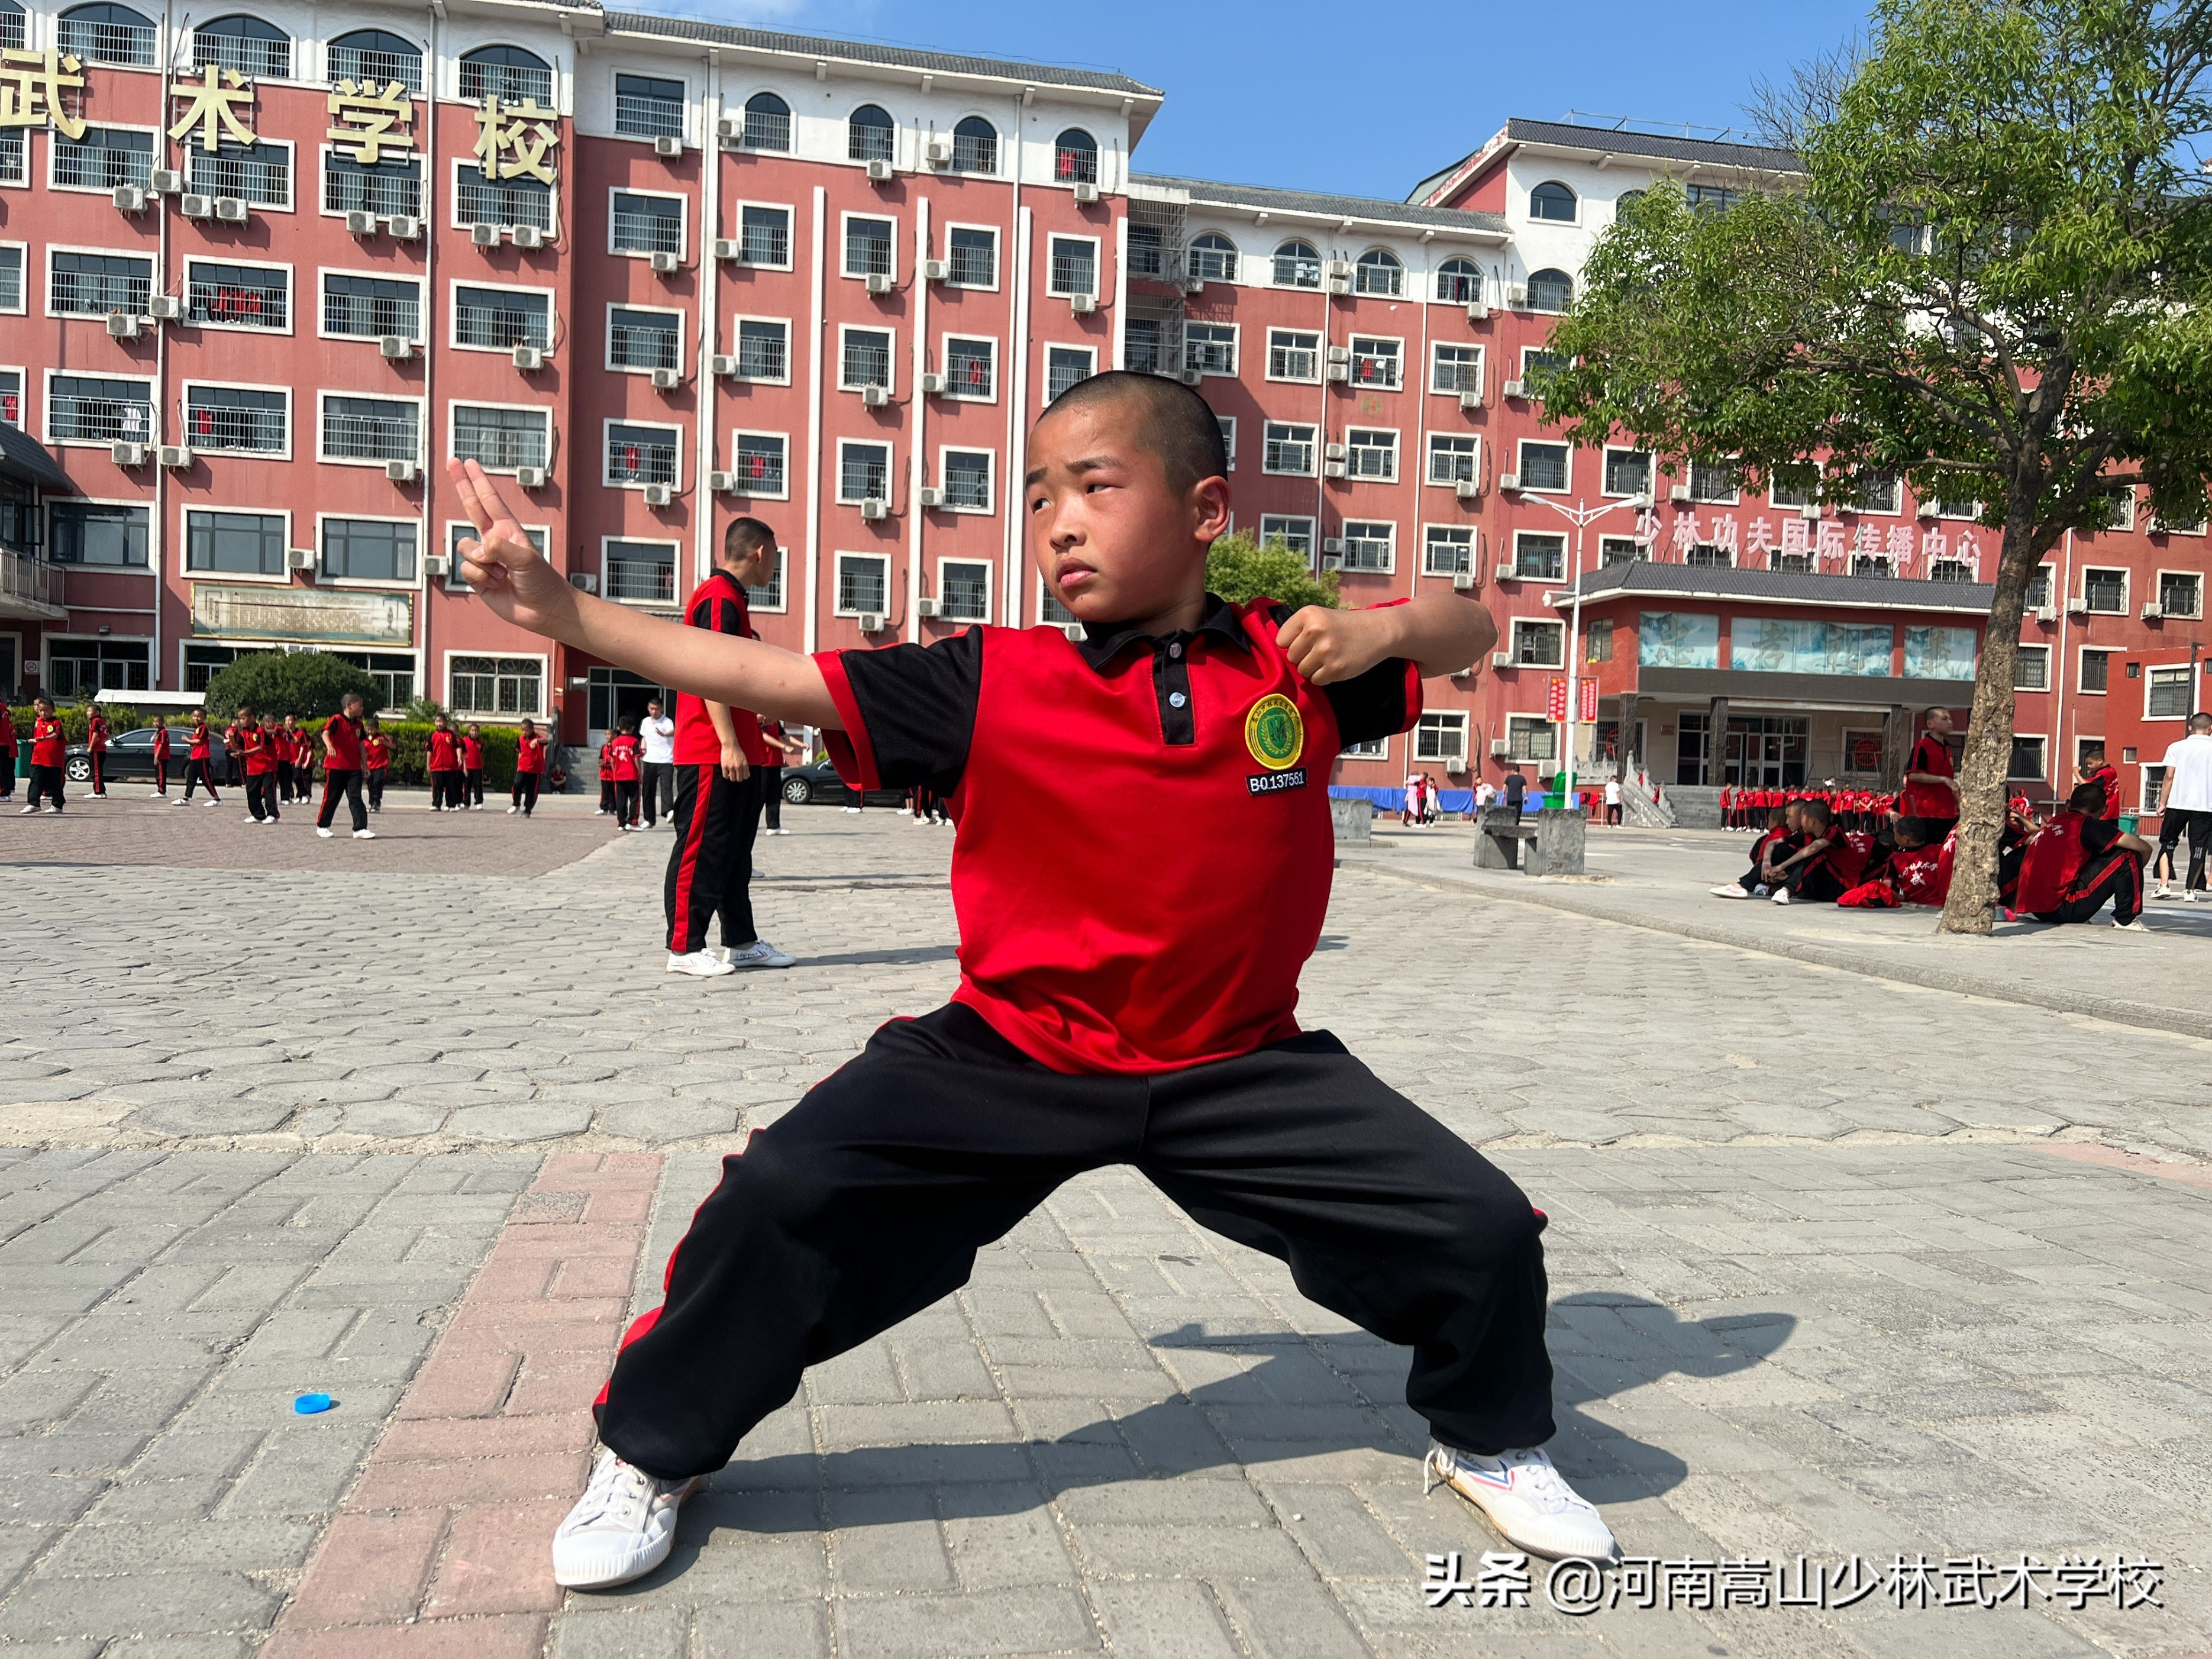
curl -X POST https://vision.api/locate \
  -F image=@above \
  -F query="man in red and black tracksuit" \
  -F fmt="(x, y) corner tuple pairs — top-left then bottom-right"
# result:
(663, 517), (783, 974)
(1902, 706), (1959, 843)
(22, 698), (65, 812)
(237, 711), (280, 822)
(149, 715), (170, 797)
(178, 711), (221, 805)
(2076, 746), (2121, 821)
(2019, 781), (2152, 928)
(86, 708), (109, 798)
(315, 693), (372, 838)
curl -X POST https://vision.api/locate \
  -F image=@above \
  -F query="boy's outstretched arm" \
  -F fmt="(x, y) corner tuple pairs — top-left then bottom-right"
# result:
(1275, 592), (1499, 685)
(449, 460), (841, 730)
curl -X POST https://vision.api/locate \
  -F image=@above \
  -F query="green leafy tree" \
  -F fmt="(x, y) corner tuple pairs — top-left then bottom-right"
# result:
(1539, 0), (2212, 934)
(202, 651), (383, 720)
(1205, 530), (1341, 614)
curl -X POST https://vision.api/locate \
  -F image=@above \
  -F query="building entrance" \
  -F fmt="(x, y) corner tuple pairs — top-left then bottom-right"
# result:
(1675, 714), (1811, 786)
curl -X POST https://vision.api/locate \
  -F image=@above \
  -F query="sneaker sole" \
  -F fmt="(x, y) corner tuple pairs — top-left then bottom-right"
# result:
(1432, 1467), (1619, 1565)
(551, 1479), (699, 1589)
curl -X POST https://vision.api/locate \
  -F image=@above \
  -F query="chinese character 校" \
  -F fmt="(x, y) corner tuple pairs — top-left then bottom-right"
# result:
(0, 47), (87, 140)
(327, 78), (415, 166)
(169, 63), (256, 150)
(474, 93), (557, 183)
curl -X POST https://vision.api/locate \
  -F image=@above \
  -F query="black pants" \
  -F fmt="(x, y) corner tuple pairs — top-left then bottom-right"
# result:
(512, 772), (540, 815)
(182, 759), (218, 801)
(276, 760), (295, 802)
(760, 766), (782, 831)
(1605, 803), (1622, 825)
(642, 762), (671, 827)
(614, 778), (640, 827)
(27, 764), (64, 809)
(431, 770), (466, 811)
(2159, 808), (2211, 889)
(595, 1003), (1554, 1481)
(317, 768), (367, 832)
(246, 773), (279, 821)
(0, 755), (14, 798)
(366, 769), (386, 811)
(2036, 847), (2145, 926)
(1778, 860), (1849, 903)
(466, 767), (485, 807)
(664, 765), (762, 953)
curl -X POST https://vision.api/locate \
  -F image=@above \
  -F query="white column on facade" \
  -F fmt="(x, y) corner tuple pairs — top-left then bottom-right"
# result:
(1000, 95), (1026, 626)
(803, 183), (826, 654)
(907, 195), (930, 643)
(153, 0), (175, 687)
(1005, 205), (1034, 627)
(1411, 233), (1434, 602)
(695, 53), (722, 586)
(420, 6), (443, 706)
(1111, 212), (1128, 371)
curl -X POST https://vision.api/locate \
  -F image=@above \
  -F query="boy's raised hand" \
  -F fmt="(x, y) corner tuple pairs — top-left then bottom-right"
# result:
(449, 459), (577, 638)
(1275, 605), (1391, 686)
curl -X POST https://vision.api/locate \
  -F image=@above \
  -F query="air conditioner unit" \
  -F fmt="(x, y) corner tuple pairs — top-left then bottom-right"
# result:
(921, 257), (947, 282)
(571, 572), (598, 593)
(424, 554), (450, 577)
(1507, 285), (1528, 308)
(1916, 500), (1938, 520)
(1325, 259), (1352, 280)
(919, 370), (947, 395)
(859, 498), (888, 521)
(646, 249), (677, 275)
(111, 441), (148, 467)
(106, 312), (141, 340)
(512, 224), (545, 250)
(513, 344), (544, 370)
(1499, 472), (1522, 492)
(1668, 484), (1691, 503)
(1071, 180), (1099, 203)
(345, 208), (377, 236)
(864, 271), (892, 294)
(286, 546), (314, 571)
(1455, 479), (1480, 502)
(1501, 379), (1528, 399)
(1324, 442), (1348, 461)
(471, 222), (501, 247)
(1178, 369), (1203, 386)
(1492, 650), (1516, 669)
(1495, 563), (1517, 581)
(214, 196), (247, 224)
(861, 385), (890, 408)
(1326, 346), (1351, 365)
(1319, 553), (1341, 570)
(386, 215), (422, 241)
(113, 184), (147, 214)
(1800, 503), (1822, 521)
(379, 334), (415, 360)
(386, 460), (419, 483)
(641, 482), (674, 507)
(147, 294), (182, 321)
(2032, 602), (2056, 622)
(923, 135), (951, 166)
(179, 192), (214, 219)
(1324, 274), (1351, 295)
(651, 366), (680, 390)
(654, 134), (683, 157)
(865, 157), (893, 182)
(1490, 737), (1511, 756)
(712, 237), (741, 262)
(708, 470), (737, 493)
(1325, 364), (1349, 383)
(156, 444), (192, 470)
(1467, 301), (1489, 321)
(2143, 602), (2165, 620)
(858, 611), (886, 632)
(2066, 596), (2090, 615)
(1459, 388), (1483, 411)
(710, 353), (738, 377)
(1452, 571), (1476, 592)
(1323, 461), (1347, 480)
(150, 166), (184, 194)
(715, 114), (741, 141)
(1069, 293), (1096, 314)
(515, 465), (547, 489)
(916, 595), (941, 617)
(1181, 277), (1204, 296)
(1322, 537), (1345, 555)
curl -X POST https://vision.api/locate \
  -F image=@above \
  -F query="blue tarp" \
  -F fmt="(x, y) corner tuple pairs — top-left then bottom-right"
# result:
(1329, 786), (1583, 818)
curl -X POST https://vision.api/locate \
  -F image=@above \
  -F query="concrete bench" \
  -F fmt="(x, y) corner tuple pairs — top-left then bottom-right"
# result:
(1475, 806), (1585, 876)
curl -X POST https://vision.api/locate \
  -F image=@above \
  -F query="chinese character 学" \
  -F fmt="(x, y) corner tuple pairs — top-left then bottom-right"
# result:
(0, 47), (87, 140)
(169, 63), (258, 151)
(328, 79), (415, 166)
(474, 93), (557, 183)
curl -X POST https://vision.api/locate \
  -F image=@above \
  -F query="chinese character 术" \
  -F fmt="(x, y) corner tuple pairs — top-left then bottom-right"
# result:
(169, 63), (256, 151)
(473, 93), (557, 183)
(0, 47), (87, 140)
(328, 78), (415, 166)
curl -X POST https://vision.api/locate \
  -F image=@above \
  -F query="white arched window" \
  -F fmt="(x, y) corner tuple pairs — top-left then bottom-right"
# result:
(458, 43), (551, 107)
(1435, 256), (1481, 305)
(1188, 232), (1237, 283)
(951, 115), (997, 175)
(741, 91), (790, 152)
(847, 103), (895, 163)
(1054, 128), (1097, 185)
(328, 28), (422, 93)
(59, 2), (156, 66)
(1274, 239), (1319, 287)
(1530, 180), (1577, 222)
(194, 14), (289, 78)
(1526, 267), (1574, 312)
(1354, 248), (1403, 296)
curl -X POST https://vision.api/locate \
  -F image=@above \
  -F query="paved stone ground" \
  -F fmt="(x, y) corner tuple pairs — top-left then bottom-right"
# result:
(2, 808), (2208, 1656)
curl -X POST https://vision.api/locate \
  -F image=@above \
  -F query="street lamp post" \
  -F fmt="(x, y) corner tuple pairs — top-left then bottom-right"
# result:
(1509, 490), (1651, 807)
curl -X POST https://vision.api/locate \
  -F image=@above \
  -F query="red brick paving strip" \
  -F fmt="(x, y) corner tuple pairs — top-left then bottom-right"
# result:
(264, 1152), (663, 1657)
(2043, 1142), (2212, 1190)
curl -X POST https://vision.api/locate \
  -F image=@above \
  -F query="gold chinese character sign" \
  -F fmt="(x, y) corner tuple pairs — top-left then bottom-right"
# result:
(169, 63), (257, 150)
(0, 47), (87, 140)
(473, 95), (556, 184)
(328, 78), (415, 166)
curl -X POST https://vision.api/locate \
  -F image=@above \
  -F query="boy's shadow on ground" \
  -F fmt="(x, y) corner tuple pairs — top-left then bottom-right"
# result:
(631, 1292), (1793, 1577)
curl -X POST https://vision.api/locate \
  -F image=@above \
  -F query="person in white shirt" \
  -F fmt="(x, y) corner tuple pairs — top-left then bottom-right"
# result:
(638, 699), (676, 829)
(2152, 711), (2212, 900)
(1603, 777), (1622, 825)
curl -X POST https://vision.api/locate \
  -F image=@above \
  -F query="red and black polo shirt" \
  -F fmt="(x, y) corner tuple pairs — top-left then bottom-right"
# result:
(323, 714), (363, 770)
(816, 593), (1422, 1075)
(1902, 732), (1958, 819)
(673, 570), (773, 768)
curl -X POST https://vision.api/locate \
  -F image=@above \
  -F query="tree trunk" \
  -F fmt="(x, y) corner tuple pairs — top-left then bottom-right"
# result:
(1936, 494), (2040, 935)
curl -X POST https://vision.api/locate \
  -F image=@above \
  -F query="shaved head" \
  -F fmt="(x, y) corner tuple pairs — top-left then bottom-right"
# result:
(1036, 370), (1227, 494)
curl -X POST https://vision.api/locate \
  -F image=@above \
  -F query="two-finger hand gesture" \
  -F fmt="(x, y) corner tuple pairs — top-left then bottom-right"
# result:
(448, 459), (577, 639)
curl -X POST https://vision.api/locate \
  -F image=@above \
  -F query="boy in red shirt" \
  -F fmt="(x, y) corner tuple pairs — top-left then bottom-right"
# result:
(21, 697), (65, 813)
(176, 710), (221, 806)
(462, 722), (486, 809)
(86, 708), (109, 798)
(267, 715), (293, 803)
(2075, 745), (2121, 820)
(147, 715), (170, 798)
(448, 373), (1617, 1586)
(1901, 707), (1959, 841)
(427, 714), (464, 811)
(598, 737), (617, 815)
(314, 693), (374, 840)
(1711, 806), (1798, 898)
(509, 718), (546, 816)
(0, 702), (17, 802)
(236, 709), (280, 823)
(2019, 781), (2152, 929)
(606, 717), (644, 829)
(361, 719), (392, 813)
(1762, 799), (1859, 905)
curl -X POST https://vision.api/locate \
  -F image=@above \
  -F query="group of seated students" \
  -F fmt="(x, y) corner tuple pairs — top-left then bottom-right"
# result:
(1709, 743), (2150, 929)
(1720, 785), (1897, 835)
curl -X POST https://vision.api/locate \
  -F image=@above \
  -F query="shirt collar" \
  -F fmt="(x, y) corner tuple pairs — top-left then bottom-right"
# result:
(1073, 592), (1252, 673)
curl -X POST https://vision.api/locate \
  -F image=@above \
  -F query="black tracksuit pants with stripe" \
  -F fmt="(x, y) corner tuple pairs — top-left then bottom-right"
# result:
(663, 764), (763, 953)
(2036, 846), (2145, 926)
(593, 1003), (1555, 1480)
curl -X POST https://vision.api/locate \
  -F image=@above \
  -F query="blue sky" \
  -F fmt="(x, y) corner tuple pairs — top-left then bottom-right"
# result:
(679, 0), (1875, 200)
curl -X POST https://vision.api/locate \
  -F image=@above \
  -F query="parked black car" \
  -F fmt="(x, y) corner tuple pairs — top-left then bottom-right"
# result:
(63, 725), (226, 784)
(777, 756), (906, 808)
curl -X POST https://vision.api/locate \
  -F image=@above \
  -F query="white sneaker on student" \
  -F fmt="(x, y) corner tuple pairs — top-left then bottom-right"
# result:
(353, 829), (375, 840)
(315, 827), (334, 839)
(1427, 1442), (1617, 1563)
(14, 805), (34, 815)
(718, 938), (796, 969)
(1709, 883), (1749, 899)
(550, 1449), (699, 1589)
(2113, 918), (2149, 931)
(1770, 887), (1793, 905)
(2152, 883), (2174, 900)
(506, 805), (519, 815)
(666, 949), (737, 977)
(842, 806), (862, 814)
(203, 798), (221, 808)
(2184, 889), (2201, 902)
(170, 796), (188, 806)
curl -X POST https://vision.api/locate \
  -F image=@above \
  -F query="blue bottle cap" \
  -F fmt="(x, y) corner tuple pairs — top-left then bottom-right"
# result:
(293, 1392), (334, 1415)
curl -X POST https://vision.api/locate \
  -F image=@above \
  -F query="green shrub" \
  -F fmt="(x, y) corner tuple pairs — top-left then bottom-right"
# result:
(340, 720), (526, 787)
(1205, 530), (1342, 614)
(202, 652), (383, 721)
(7, 703), (140, 746)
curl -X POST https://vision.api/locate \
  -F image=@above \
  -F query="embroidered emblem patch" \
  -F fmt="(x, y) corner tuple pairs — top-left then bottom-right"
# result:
(1244, 693), (1304, 772)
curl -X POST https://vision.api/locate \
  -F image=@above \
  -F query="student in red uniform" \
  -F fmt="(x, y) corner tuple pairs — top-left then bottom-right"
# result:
(1901, 707), (1959, 841)
(361, 719), (392, 812)
(427, 714), (464, 811)
(146, 714), (170, 797)
(235, 709), (280, 822)
(21, 697), (66, 813)
(86, 707), (109, 798)
(176, 710), (221, 805)
(1716, 783), (1733, 830)
(265, 715), (292, 803)
(0, 703), (17, 802)
(606, 717), (644, 829)
(598, 736), (617, 815)
(2076, 745), (2121, 821)
(448, 373), (1616, 1591)
(219, 711), (243, 787)
(510, 718), (546, 815)
(295, 717), (318, 801)
(315, 692), (374, 839)
(462, 723), (487, 809)
(1711, 806), (1798, 898)
(1759, 800), (1860, 904)
(2019, 781), (2152, 929)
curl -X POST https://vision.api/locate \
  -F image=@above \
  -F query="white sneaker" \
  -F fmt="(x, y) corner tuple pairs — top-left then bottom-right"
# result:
(14, 805), (34, 815)
(1709, 883), (1749, 899)
(2184, 890), (2201, 903)
(2153, 884), (2174, 900)
(316, 827), (334, 839)
(171, 796), (188, 806)
(2113, 918), (2148, 931)
(353, 829), (376, 840)
(1771, 887), (1793, 905)
(147, 790), (162, 798)
(1427, 1442), (1617, 1563)
(718, 939), (796, 969)
(551, 1450), (699, 1590)
(506, 805), (519, 815)
(204, 798), (221, 808)
(842, 806), (861, 814)
(666, 949), (737, 978)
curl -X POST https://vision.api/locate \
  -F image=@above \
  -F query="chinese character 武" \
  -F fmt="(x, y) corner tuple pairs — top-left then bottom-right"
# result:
(474, 93), (557, 183)
(328, 78), (415, 166)
(1941, 1554), (1999, 1608)
(169, 63), (257, 151)
(1422, 1551), (1475, 1609)
(0, 47), (87, 140)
